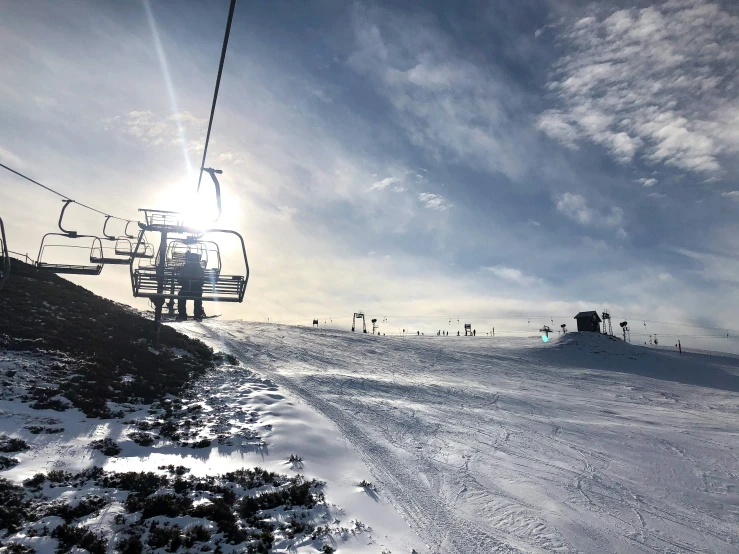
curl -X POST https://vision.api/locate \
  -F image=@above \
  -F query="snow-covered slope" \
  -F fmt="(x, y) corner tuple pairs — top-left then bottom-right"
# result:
(178, 322), (739, 554)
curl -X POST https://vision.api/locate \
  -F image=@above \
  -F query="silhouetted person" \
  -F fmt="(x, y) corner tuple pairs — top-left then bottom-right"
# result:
(457, 330), (460, 336)
(473, 329), (476, 336)
(177, 252), (205, 321)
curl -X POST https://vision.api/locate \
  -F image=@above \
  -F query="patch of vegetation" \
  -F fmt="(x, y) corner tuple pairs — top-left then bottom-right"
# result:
(147, 522), (183, 550)
(51, 523), (107, 554)
(25, 425), (64, 434)
(45, 495), (107, 524)
(288, 454), (302, 463)
(0, 478), (33, 533)
(23, 474), (46, 489)
(321, 545), (336, 554)
(0, 260), (216, 417)
(282, 516), (314, 539)
(98, 471), (168, 497)
(3, 467), (326, 554)
(126, 492), (192, 519)
(237, 476), (321, 520)
(27, 387), (69, 412)
(128, 431), (154, 446)
(90, 438), (121, 456)
(184, 525), (211, 547)
(358, 479), (374, 489)
(223, 468), (283, 489)
(158, 464), (189, 476)
(0, 455), (20, 470)
(0, 435), (30, 453)
(116, 535), (143, 554)
(192, 438), (212, 449)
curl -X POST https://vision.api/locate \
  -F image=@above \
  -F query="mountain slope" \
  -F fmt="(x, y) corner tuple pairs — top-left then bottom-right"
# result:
(1, 260), (214, 417)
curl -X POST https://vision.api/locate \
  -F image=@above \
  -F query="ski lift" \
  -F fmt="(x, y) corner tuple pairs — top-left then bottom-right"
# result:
(130, 211), (248, 304)
(36, 200), (103, 275)
(113, 220), (148, 258)
(88, 217), (133, 265)
(0, 216), (9, 291)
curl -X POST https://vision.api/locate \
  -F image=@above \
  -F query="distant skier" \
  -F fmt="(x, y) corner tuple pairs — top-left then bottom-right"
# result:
(177, 252), (206, 321)
(457, 331), (460, 336)
(473, 329), (476, 336)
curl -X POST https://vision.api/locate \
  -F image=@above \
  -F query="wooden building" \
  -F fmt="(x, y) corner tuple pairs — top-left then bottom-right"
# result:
(574, 311), (602, 332)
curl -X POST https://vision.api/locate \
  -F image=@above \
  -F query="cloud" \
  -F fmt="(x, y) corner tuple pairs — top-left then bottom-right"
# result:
(616, 227), (628, 239)
(555, 192), (623, 228)
(0, 146), (23, 168)
(104, 110), (206, 148)
(484, 266), (542, 287)
(418, 192), (452, 210)
(539, 1), (739, 175)
(638, 177), (658, 187)
(648, 192), (666, 199)
(349, 6), (528, 180)
(277, 206), (296, 220)
(366, 176), (400, 192)
(721, 191), (739, 198)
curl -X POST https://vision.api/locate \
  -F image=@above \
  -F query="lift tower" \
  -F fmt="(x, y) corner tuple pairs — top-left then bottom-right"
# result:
(352, 311), (367, 333)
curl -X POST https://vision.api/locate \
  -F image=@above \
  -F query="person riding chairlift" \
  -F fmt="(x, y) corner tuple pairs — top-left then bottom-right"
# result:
(177, 251), (206, 321)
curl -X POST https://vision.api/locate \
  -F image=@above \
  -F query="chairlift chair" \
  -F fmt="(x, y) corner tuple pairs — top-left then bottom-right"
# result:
(130, 224), (248, 304)
(36, 200), (103, 275)
(0, 217), (10, 291)
(116, 221), (154, 259)
(88, 217), (133, 265)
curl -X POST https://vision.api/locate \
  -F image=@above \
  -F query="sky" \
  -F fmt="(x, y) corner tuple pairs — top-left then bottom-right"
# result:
(2, 0), (739, 351)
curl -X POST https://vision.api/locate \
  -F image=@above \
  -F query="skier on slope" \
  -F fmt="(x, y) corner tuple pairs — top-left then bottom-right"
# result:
(177, 252), (206, 321)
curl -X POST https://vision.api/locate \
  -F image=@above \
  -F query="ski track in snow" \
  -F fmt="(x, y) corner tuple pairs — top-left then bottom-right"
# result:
(179, 322), (739, 554)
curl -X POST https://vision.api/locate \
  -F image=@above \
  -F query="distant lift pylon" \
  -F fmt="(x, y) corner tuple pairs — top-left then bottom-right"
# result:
(352, 311), (367, 333)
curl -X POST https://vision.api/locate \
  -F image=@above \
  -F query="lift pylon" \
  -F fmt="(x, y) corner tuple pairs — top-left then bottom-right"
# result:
(352, 311), (367, 333)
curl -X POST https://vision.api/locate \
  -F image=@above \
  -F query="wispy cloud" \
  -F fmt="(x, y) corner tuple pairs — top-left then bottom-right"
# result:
(349, 6), (528, 180)
(103, 110), (206, 147)
(418, 192), (452, 211)
(366, 176), (401, 192)
(555, 192), (623, 227)
(638, 177), (658, 187)
(539, 1), (739, 175)
(484, 265), (543, 287)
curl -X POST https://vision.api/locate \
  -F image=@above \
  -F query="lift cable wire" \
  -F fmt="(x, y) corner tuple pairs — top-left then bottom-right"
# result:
(0, 162), (134, 224)
(196, 0), (237, 192)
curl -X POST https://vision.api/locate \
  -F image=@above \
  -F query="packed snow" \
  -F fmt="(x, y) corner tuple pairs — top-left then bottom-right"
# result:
(2, 323), (739, 553)
(179, 322), (739, 553)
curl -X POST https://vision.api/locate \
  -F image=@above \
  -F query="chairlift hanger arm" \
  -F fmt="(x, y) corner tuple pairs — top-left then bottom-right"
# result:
(202, 168), (222, 221)
(124, 221), (137, 239)
(102, 215), (117, 240)
(58, 199), (78, 236)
